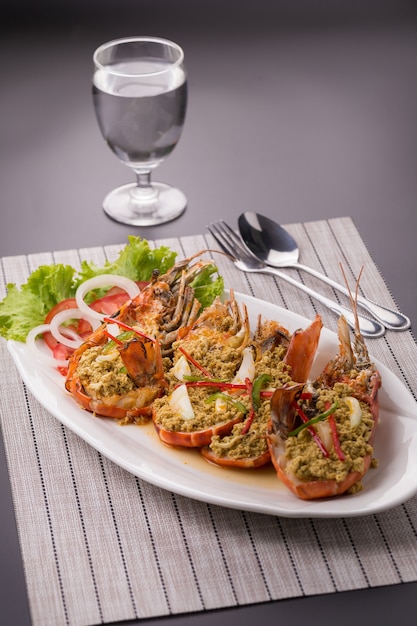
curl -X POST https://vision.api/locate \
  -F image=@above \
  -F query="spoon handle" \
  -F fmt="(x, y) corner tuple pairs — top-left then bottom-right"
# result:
(295, 262), (410, 331)
(255, 266), (385, 338)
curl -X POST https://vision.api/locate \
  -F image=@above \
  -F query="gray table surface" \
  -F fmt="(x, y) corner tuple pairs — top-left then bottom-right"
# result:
(1, 1), (417, 624)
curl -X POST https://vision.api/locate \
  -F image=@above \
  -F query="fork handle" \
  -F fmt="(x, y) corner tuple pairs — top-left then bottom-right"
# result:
(252, 266), (385, 338)
(295, 262), (410, 331)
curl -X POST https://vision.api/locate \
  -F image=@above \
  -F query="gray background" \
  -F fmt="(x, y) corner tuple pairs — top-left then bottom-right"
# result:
(1, 1), (416, 624)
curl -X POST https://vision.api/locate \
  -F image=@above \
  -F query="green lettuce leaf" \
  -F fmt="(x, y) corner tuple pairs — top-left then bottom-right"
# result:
(190, 265), (224, 309)
(27, 264), (80, 312)
(0, 264), (79, 342)
(79, 236), (177, 283)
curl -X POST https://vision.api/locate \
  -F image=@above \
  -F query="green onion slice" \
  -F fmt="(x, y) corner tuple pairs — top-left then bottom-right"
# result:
(103, 330), (135, 352)
(183, 375), (228, 383)
(252, 374), (272, 411)
(288, 401), (338, 437)
(205, 392), (248, 414)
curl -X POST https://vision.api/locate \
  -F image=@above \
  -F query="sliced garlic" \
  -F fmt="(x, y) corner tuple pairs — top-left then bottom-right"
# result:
(172, 355), (192, 381)
(107, 323), (122, 339)
(232, 347), (255, 385)
(96, 352), (120, 363)
(169, 384), (195, 420)
(316, 420), (333, 453)
(345, 396), (362, 428)
(215, 395), (228, 413)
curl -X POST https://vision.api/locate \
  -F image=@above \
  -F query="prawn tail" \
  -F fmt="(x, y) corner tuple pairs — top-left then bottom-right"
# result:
(283, 314), (323, 383)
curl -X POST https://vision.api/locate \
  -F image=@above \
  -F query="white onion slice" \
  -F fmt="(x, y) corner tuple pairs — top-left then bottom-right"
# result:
(26, 324), (69, 368)
(75, 274), (141, 321)
(49, 308), (101, 349)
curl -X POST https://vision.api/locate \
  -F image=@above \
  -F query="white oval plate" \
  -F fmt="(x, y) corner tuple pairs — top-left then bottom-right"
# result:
(8, 292), (417, 518)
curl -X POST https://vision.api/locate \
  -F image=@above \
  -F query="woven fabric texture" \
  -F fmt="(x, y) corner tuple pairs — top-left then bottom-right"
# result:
(1, 217), (416, 626)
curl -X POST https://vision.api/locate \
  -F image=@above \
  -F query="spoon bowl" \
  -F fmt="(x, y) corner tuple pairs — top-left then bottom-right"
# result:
(238, 212), (299, 267)
(238, 212), (411, 332)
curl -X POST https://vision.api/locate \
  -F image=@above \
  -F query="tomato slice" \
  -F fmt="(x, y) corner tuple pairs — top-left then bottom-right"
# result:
(44, 298), (78, 324)
(53, 342), (73, 376)
(76, 318), (93, 336)
(43, 298), (79, 350)
(53, 342), (73, 361)
(88, 292), (131, 315)
(100, 281), (148, 297)
(87, 281), (149, 315)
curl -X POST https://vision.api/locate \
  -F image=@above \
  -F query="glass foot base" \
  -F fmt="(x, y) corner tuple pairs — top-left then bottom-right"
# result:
(102, 182), (187, 226)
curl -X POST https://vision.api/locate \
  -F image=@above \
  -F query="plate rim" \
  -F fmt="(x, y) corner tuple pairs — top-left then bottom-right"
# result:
(7, 291), (417, 518)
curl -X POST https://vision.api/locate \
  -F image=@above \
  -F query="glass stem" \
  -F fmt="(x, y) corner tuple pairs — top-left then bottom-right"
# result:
(131, 169), (157, 203)
(136, 170), (151, 189)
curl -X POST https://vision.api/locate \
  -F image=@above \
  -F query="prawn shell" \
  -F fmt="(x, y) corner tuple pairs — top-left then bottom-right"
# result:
(200, 445), (271, 468)
(68, 378), (162, 419)
(283, 314), (323, 383)
(267, 390), (380, 500)
(65, 251), (218, 418)
(268, 427), (373, 500)
(152, 412), (243, 448)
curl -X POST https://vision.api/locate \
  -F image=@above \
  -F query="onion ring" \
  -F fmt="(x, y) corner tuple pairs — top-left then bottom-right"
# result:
(75, 274), (141, 321)
(26, 324), (69, 368)
(49, 308), (101, 349)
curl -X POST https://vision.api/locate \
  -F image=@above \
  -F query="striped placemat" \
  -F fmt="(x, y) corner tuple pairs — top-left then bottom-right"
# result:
(1, 217), (417, 626)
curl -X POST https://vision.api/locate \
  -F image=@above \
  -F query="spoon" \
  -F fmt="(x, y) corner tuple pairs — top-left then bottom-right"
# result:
(238, 212), (411, 331)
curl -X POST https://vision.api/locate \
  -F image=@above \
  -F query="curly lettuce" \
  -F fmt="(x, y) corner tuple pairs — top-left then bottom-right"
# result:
(0, 264), (79, 342)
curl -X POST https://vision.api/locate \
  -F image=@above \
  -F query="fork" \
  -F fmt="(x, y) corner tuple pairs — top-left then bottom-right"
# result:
(207, 220), (385, 338)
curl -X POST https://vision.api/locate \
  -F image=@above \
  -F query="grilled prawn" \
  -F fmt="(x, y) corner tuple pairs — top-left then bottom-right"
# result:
(152, 291), (252, 447)
(268, 295), (381, 500)
(200, 314), (323, 468)
(65, 253), (219, 422)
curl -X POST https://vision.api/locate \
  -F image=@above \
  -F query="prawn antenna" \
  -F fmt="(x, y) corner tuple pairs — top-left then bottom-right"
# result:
(339, 263), (364, 336)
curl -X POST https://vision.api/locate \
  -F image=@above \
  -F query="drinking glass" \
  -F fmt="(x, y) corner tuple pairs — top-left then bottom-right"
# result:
(93, 37), (188, 226)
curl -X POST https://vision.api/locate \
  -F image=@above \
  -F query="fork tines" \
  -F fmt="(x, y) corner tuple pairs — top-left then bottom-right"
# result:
(207, 220), (248, 260)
